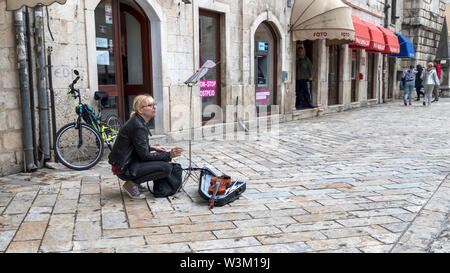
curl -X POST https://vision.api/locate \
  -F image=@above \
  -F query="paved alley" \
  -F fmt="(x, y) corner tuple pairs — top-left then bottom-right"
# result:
(1, 99), (450, 253)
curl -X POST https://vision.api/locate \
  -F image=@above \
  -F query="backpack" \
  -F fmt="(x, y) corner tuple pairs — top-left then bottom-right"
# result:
(151, 163), (183, 197)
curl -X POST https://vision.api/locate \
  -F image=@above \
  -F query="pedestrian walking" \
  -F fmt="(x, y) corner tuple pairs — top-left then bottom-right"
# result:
(432, 60), (441, 103)
(108, 94), (183, 199)
(402, 65), (417, 106)
(415, 64), (424, 101)
(295, 46), (314, 109)
(422, 62), (440, 107)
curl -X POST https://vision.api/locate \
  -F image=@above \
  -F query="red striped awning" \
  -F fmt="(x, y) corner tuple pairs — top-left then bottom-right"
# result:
(349, 16), (371, 49)
(377, 26), (400, 54)
(363, 20), (385, 53)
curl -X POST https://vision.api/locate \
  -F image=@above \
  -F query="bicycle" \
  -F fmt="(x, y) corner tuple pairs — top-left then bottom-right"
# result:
(54, 69), (122, 170)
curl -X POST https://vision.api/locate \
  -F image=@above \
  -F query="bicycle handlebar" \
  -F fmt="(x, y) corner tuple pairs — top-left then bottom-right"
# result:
(69, 70), (81, 98)
(72, 76), (80, 86)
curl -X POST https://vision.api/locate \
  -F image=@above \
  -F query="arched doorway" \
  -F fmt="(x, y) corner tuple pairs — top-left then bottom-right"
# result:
(254, 21), (278, 115)
(94, 0), (152, 125)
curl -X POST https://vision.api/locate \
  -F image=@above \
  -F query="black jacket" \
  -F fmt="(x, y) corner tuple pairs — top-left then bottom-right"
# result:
(108, 114), (171, 172)
(415, 68), (424, 89)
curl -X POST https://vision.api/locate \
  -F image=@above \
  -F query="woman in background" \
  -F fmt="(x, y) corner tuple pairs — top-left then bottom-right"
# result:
(421, 62), (440, 107)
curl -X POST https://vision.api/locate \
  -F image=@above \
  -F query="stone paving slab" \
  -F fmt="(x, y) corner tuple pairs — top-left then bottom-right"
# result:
(1, 99), (450, 253)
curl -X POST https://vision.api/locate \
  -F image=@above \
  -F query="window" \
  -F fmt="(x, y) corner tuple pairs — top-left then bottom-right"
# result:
(199, 10), (221, 124)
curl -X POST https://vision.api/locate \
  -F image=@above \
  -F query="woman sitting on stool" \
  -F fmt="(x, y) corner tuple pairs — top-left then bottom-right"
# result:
(108, 95), (183, 199)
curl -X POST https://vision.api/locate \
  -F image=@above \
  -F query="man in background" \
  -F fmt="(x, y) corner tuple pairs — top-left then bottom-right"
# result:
(295, 46), (314, 109)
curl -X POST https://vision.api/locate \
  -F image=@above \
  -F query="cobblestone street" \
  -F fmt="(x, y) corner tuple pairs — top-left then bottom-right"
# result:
(1, 99), (449, 253)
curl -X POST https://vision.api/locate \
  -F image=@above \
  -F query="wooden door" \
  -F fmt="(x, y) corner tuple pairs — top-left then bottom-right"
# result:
(351, 50), (358, 102)
(95, 0), (151, 122)
(367, 53), (375, 99)
(328, 45), (340, 105)
(120, 3), (152, 120)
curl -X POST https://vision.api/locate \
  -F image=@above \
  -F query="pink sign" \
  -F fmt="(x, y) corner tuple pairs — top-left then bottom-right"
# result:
(200, 80), (216, 98)
(256, 89), (271, 104)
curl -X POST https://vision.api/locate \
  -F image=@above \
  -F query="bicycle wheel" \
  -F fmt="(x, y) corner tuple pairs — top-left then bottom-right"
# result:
(104, 114), (122, 150)
(106, 114), (122, 131)
(55, 122), (104, 170)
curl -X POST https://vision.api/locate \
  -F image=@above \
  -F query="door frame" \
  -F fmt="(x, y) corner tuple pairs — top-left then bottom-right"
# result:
(95, 0), (152, 122)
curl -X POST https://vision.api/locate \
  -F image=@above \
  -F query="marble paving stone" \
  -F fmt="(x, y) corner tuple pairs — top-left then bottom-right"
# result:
(144, 231), (215, 245)
(2, 99), (450, 253)
(0, 230), (15, 251)
(13, 221), (47, 241)
(6, 240), (41, 253)
(188, 237), (261, 251)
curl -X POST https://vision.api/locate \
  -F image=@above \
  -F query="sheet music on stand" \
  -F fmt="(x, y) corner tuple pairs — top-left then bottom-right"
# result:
(179, 60), (217, 189)
(184, 60), (217, 85)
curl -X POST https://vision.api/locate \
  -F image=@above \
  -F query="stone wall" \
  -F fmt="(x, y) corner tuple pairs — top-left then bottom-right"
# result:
(0, 0), (26, 175)
(402, 0), (446, 66)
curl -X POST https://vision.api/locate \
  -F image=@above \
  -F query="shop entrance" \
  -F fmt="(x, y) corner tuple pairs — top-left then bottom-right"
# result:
(328, 45), (340, 105)
(94, 0), (152, 124)
(388, 57), (395, 99)
(367, 53), (376, 100)
(199, 9), (221, 125)
(351, 50), (358, 102)
(295, 40), (314, 109)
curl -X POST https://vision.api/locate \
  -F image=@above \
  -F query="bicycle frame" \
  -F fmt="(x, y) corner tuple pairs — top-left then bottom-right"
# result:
(68, 72), (119, 146)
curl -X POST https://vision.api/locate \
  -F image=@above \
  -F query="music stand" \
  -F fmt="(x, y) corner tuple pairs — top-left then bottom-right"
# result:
(180, 60), (217, 189)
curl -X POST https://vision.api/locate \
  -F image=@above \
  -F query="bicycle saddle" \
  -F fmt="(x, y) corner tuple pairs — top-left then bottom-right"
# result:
(94, 91), (109, 101)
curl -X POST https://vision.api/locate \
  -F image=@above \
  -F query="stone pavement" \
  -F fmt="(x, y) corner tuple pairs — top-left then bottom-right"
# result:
(1, 99), (450, 253)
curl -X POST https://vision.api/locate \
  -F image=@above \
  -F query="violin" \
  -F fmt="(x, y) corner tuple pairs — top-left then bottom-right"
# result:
(208, 174), (231, 208)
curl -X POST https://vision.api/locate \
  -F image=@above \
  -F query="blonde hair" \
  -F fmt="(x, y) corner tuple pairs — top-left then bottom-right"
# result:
(428, 62), (434, 68)
(130, 94), (154, 118)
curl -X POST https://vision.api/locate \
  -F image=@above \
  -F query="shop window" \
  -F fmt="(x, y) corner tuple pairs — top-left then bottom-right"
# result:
(199, 10), (221, 125)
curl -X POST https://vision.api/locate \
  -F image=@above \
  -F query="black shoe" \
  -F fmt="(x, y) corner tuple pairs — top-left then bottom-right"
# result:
(415, 98), (420, 101)
(308, 105), (314, 108)
(404, 99), (407, 106)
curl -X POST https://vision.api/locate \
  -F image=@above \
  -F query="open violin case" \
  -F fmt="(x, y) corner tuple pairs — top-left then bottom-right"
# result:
(197, 167), (246, 207)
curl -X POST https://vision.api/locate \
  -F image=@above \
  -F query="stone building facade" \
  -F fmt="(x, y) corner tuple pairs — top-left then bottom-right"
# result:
(0, 1), (24, 175)
(402, 0), (446, 65)
(0, 0), (445, 176)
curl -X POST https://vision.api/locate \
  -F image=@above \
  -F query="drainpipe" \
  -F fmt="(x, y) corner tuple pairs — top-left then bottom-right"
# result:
(14, 8), (38, 172)
(47, 46), (58, 162)
(25, 7), (38, 164)
(34, 5), (51, 164)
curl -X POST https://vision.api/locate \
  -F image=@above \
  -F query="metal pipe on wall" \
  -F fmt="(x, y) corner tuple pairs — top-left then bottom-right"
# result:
(25, 7), (38, 164)
(47, 46), (58, 162)
(34, 5), (51, 163)
(14, 8), (37, 172)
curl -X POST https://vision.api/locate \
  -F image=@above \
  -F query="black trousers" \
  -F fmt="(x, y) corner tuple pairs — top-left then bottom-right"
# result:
(118, 160), (173, 185)
(295, 79), (313, 108)
(416, 87), (424, 99)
